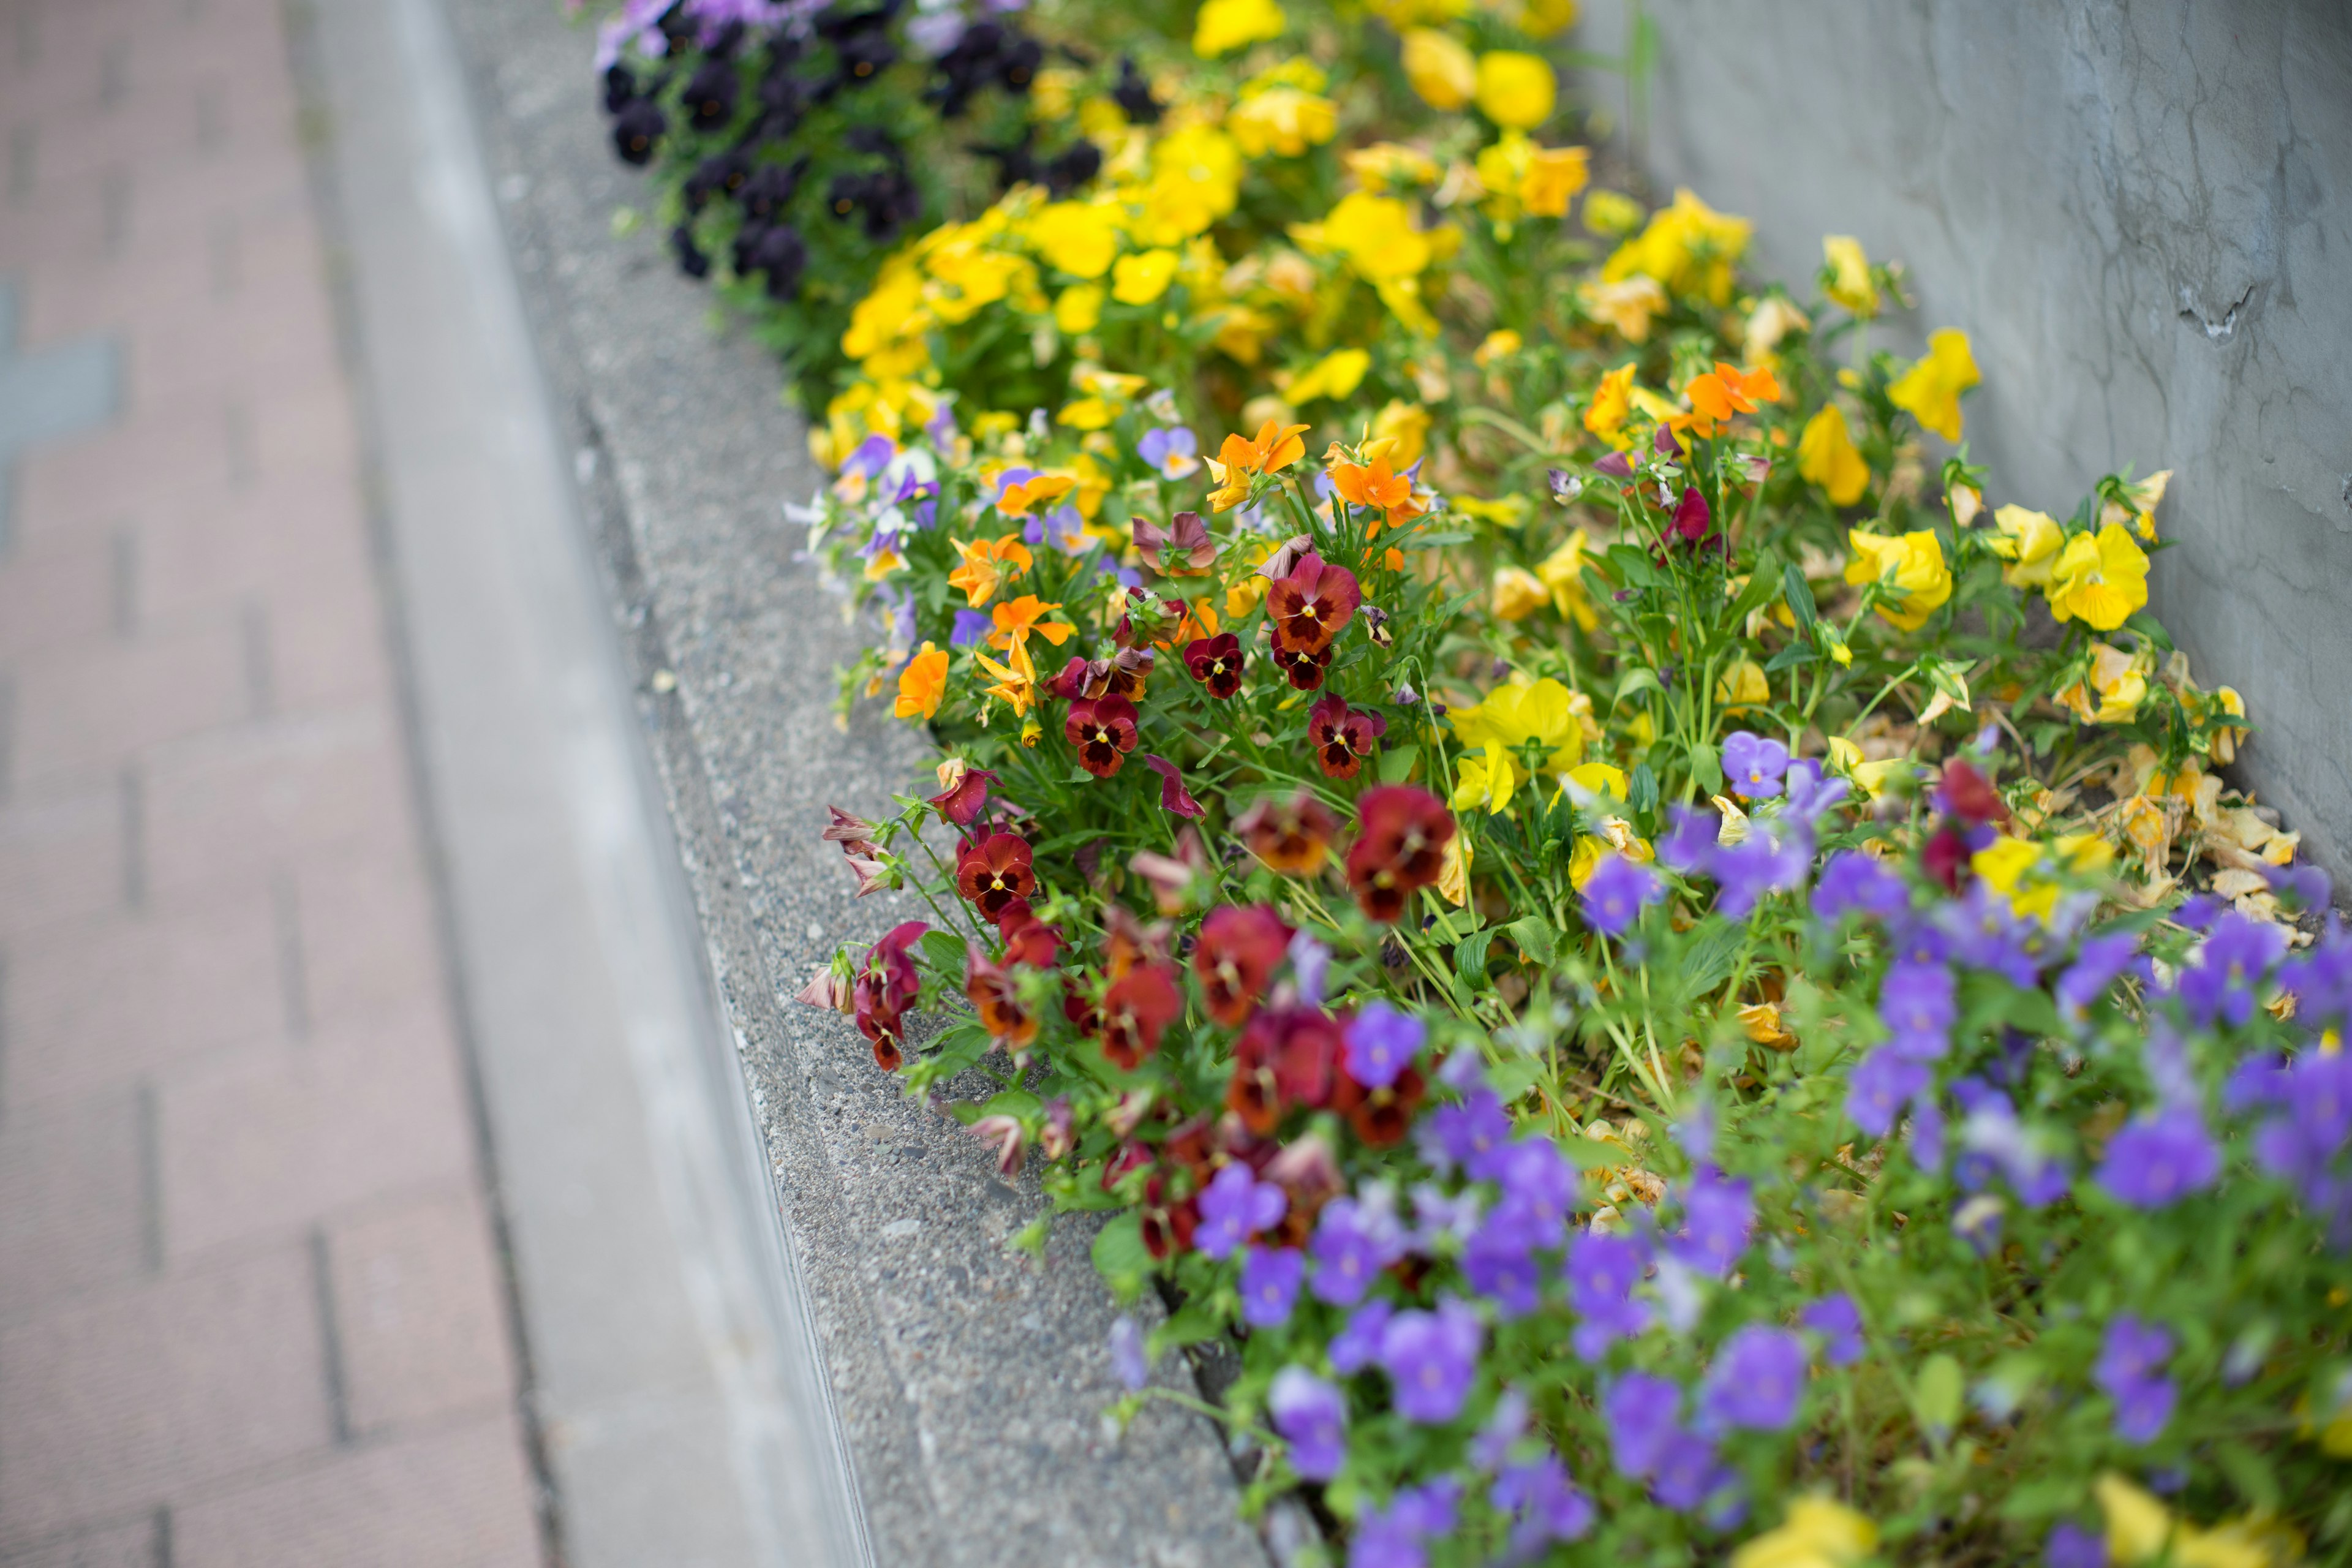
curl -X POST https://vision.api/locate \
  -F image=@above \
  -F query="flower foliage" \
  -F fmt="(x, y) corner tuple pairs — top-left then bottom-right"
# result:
(605, 0), (2350, 1561)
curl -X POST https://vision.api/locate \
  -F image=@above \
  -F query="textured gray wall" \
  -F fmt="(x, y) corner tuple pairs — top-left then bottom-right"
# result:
(1578, 0), (2352, 873)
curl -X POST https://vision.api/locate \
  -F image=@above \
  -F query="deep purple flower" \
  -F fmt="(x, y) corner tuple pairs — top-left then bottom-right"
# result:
(2097, 1108), (2221, 1209)
(2046, 1520), (2108, 1568)
(1417, 1088), (1511, 1176)
(1673, 1169), (1754, 1276)
(1268, 1365), (1347, 1479)
(1814, 850), (1909, 924)
(1491, 1453), (1596, 1556)
(1701, 1325), (1808, 1431)
(1331, 1299), (1394, 1373)
(1801, 1294), (1865, 1366)
(1567, 1231), (1652, 1361)
(1848, 1047), (1932, 1138)
(1311, 1197), (1406, 1306)
(2057, 930), (2139, 1020)
(1912, 1092), (1948, 1170)
(1954, 1078), (2072, 1206)
(2095, 1314), (2177, 1442)
(1602, 1371), (1682, 1479)
(1346, 1001), (1425, 1090)
(1196, 1161), (1288, 1259)
(1657, 805), (1718, 876)
(1595, 449), (1636, 478)
(1581, 853), (1664, 937)
(1379, 1298), (1482, 1422)
(1723, 731), (1790, 800)
(1464, 1223), (1545, 1318)
(1879, 961), (1957, 1059)
(1940, 884), (2043, 986)
(1713, 830), (1809, 919)
(1109, 1314), (1148, 1390)
(2175, 913), (2286, 1028)
(1490, 1139), (1575, 1234)
(1241, 1245), (1305, 1327)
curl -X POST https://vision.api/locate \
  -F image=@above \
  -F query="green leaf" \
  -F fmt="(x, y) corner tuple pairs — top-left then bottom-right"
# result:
(1679, 922), (1744, 1001)
(1727, 552), (1782, 626)
(907, 1019), (992, 1090)
(1613, 666), (1662, 709)
(2214, 1441), (2281, 1512)
(1379, 744), (1420, 783)
(1562, 1137), (1627, 1170)
(1405, 530), (1474, 550)
(1917, 1353), (1964, 1440)
(1999, 1477), (2083, 1522)
(1506, 915), (1557, 968)
(1454, 929), (1499, 989)
(1687, 739), (1724, 797)
(984, 1088), (1041, 1120)
(1487, 1054), (1545, 1103)
(1090, 1212), (1150, 1293)
(1152, 1297), (1224, 1354)
(1627, 762), (1659, 820)
(918, 929), (969, 979)
(1605, 542), (1662, 589)
(1782, 562), (1819, 629)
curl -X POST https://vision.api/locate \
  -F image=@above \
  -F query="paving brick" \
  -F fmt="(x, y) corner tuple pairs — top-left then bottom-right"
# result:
(0, 1515), (160, 1568)
(141, 710), (412, 901)
(9, 622), (247, 788)
(12, 407), (234, 550)
(290, 842), (443, 1034)
(0, 1091), (148, 1320)
(0, 785), (124, 941)
(0, 1245), (328, 1547)
(0, 540), (112, 661)
(261, 576), (394, 715)
(157, 1001), (473, 1259)
(133, 464), (372, 628)
(1, 892), (284, 1110)
(172, 1417), (540, 1568)
(123, 285), (337, 419)
(330, 1187), (518, 1436)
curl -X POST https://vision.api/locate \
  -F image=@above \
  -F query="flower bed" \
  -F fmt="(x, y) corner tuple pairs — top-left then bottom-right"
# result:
(593, 2), (2350, 1562)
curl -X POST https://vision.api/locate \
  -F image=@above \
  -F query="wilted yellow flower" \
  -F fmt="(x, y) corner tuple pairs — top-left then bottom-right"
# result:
(1821, 235), (1879, 317)
(1436, 831), (1473, 905)
(1491, 565), (1548, 621)
(1844, 527), (1953, 630)
(1601, 187), (1751, 304)
(1111, 247), (1180, 304)
(1371, 400), (1431, 467)
(1796, 404), (1869, 506)
(1193, 0), (1286, 56)
(1401, 28), (1477, 111)
(1344, 141), (1440, 191)
(1743, 295), (1811, 364)
(1229, 82), (1338, 157)
(2103, 467), (2173, 541)
(1474, 51), (1555, 129)
(1581, 188), (1643, 235)
(1519, 143), (1589, 216)
(1537, 529), (1597, 629)
(1737, 1001), (1795, 1049)
(1888, 328), (1981, 442)
(2057, 641), (2149, 725)
(1732, 1496), (1878, 1568)
(1286, 346), (1372, 404)
(2048, 522), (2150, 630)
(1716, 659), (1768, 711)
(1987, 504), (2065, 588)
(1579, 274), (1669, 342)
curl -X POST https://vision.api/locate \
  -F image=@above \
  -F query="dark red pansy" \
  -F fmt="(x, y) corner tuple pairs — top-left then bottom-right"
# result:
(1332, 1062), (1427, 1147)
(954, 831), (1036, 920)
(1138, 1174), (1198, 1260)
(822, 805), (880, 845)
(1182, 631), (1244, 699)
(1224, 1006), (1343, 1133)
(1265, 552), (1361, 655)
(925, 767), (998, 827)
(1923, 823), (1972, 893)
(1270, 639), (1333, 691)
(1144, 755), (1204, 819)
(1937, 759), (2010, 825)
(995, 900), (1063, 968)
(1192, 903), (1292, 1026)
(852, 919), (928, 1071)
(1065, 694), (1140, 778)
(1061, 976), (1103, 1036)
(1343, 785), (1455, 922)
(964, 946), (1036, 1047)
(1099, 1137), (1153, 1192)
(1306, 693), (1387, 780)
(1098, 962), (1182, 1069)
(1234, 789), (1340, 875)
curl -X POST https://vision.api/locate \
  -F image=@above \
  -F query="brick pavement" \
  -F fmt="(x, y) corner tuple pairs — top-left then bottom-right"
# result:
(0, 0), (545, 1561)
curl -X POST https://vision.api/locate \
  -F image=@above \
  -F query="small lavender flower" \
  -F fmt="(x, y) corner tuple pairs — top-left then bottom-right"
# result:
(1268, 1365), (1348, 1480)
(1581, 853), (1664, 937)
(949, 607), (993, 648)
(1491, 1453), (1596, 1556)
(1657, 805), (1719, 876)
(1136, 424), (1198, 478)
(1940, 884), (2041, 986)
(1408, 1182), (1484, 1252)
(1713, 830), (1809, 919)
(1880, 961), (1957, 1059)
(1912, 1091), (1948, 1170)
(1195, 1161), (1287, 1260)
(1311, 1197), (1406, 1305)
(1463, 1223), (1544, 1318)
(1649, 1428), (1734, 1514)
(1722, 731), (1790, 800)
(1346, 1001), (1425, 1090)
(2046, 1520), (2108, 1568)
(2095, 1314), (2177, 1442)
(2174, 912), (2286, 1028)
(1379, 1297), (1482, 1423)
(1330, 1299), (1395, 1373)
(1847, 1047), (1932, 1138)
(1602, 1371), (1681, 1479)
(1108, 1314), (1148, 1391)
(1813, 849), (1909, 924)
(1289, 932), (1332, 1005)
(1701, 1325), (1808, 1431)
(1673, 1169), (1755, 1278)
(1782, 758), (1851, 826)
(1469, 1387), (1531, 1471)
(1349, 1479), (1462, 1568)
(2057, 931), (2138, 1020)
(1801, 1294), (1865, 1366)
(2096, 1107), (2221, 1209)
(1241, 1246), (1305, 1327)
(1417, 1088), (1511, 1177)
(1567, 1231), (1653, 1360)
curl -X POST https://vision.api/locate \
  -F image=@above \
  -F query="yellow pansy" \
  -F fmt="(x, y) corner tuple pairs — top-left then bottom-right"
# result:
(1449, 675), (1586, 775)
(2047, 522), (2150, 630)
(1732, 1496), (1879, 1568)
(1193, 0), (1286, 56)
(1716, 658), (1768, 711)
(1229, 77), (1338, 157)
(1972, 836), (2059, 920)
(1491, 565), (1548, 621)
(1887, 328), (1981, 442)
(1451, 742), (1518, 815)
(1844, 527), (1953, 630)
(1344, 141), (1441, 192)
(1311, 192), (1433, 282)
(1111, 248), (1181, 305)
(894, 643), (949, 721)
(1579, 275), (1670, 344)
(1987, 504), (2064, 588)
(1536, 529), (1597, 630)
(1474, 51), (1556, 129)
(1583, 362), (1638, 444)
(2095, 1472), (2290, 1568)
(1601, 187), (1751, 305)
(1027, 201), (1123, 279)
(1054, 283), (1105, 334)
(2057, 640), (2149, 725)
(1371, 400), (1431, 467)
(2102, 467), (2172, 541)
(1820, 235), (1879, 317)
(1144, 125), (1243, 240)
(1743, 296), (1811, 365)
(1565, 761), (1627, 801)
(1285, 347), (1372, 404)
(1509, 0), (1578, 36)
(1796, 404), (1869, 506)
(1519, 143), (1589, 217)
(1401, 28), (1477, 111)
(1475, 330), (1523, 367)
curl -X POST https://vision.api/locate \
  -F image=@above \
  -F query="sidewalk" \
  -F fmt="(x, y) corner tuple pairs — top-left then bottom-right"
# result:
(0, 0), (545, 1561)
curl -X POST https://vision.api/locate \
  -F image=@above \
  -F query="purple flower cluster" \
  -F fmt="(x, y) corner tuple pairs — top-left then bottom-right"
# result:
(1953, 1077), (2071, 1206)
(2094, 1314), (2177, 1442)
(1566, 1231), (1651, 1361)
(1602, 1372), (1741, 1521)
(1268, 1365), (1347, 1479)
(2171, 913), (2286, 1029)
(1346, 1001), (1425, 1088)
(1698, 1325), (1807, 1431)
(1379, 1298), (1483, 1423)
(1490, 1453), (1595, 1560)
(1813, 848), (1909, 924)
(1312, 1196), (1409, 1305)
(1349, 1478), (1461, 1568)
(1241, 1246), (1304, 1327)
(1195, 1161), (1287, 1260)
(1801, 1294), (1865, 1365)
(1671, 1169), (1755, 1277)
(2233, 1041), (2352, 1245)
(2095, 1107), (2220, 1210)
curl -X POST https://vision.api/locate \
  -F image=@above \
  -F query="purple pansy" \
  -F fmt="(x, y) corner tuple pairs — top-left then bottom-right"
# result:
(949, 607), (993, 647)
(1801, 1294), (1866, 1366)
(1814, 849), (1909, 924)
(1379, 1297), (1483, 1423)
(1311, 1197), (1407, 1306)
(1582, 853), (1664, 936)
(1346, 1001), (1425, 1090)
(2057, 931), (2138, 1020)
(1418, 1088), (1512, 1177)
(1880, 961), (1958, 1059)
(2094, 1314), (2177, 1442)
(1700, 1325), (1808, 1431)
(1240, 1245), (1304, 1327)
(1491, 1453), (1596, 1557)
(2096, 1107), (2221, 1209)
(1195, 1161), (1287, 1260)
(1567, 1231), (1653, 1361)
(1602, 1370), (1682, 1479)
(2047, 1521), (2109, 1568)
(1330, 1299), (1395, 1373)
(2174, 912), (2286, 1028)
(1722, 731), (1790, 800)
(1658, 805), (1719, 876)
(1713, 829), (1810, 919)
(1673, 1169), (1755, 1277)
(1268, 1365), (1348, 1480)
(1463, 1221), (1545, 1318)
(1847, 1047), (1932, 1138)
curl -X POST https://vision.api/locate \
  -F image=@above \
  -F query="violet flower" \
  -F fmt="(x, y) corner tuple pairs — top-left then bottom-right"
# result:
(1109, 1314), (1148, 1390)
(1801, 1294), (1866, 1366)
(1241, 1245), (1304, 1327)
(1491, 1453), (1596, 1558)
(1722, 731), (1790, 800)
(1195, 1161), (1287, 1260)
(2094, 1314), (2177, 1442)
(2096, 1107), (2221, 1209)
(1268, 1365), (1347, 1479)
(1379, 1297), (1482, 1423)
(1847, 1047), (1931, 1139)
(1814, 849), (1908, 924)
(1700, 1325), (1808, 1430)
(1346, 1001), (1425, 1090)
(1602, 1370), (1681, 1479)
(1581, 853), (1664, 937)
(1311, 1197), (1406, 1306)
(1330, 1299), (1394, 1373)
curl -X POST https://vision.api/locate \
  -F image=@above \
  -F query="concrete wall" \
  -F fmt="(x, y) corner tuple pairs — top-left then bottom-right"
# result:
(1578, 0), (2352, 874)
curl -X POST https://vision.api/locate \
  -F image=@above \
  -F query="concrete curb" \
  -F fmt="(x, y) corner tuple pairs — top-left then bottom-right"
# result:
(434, 2), (1270, 1562)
